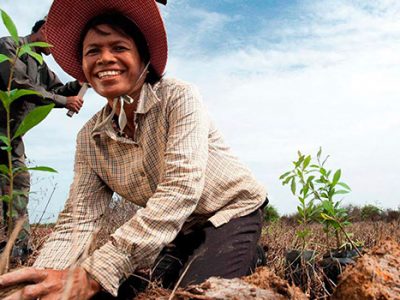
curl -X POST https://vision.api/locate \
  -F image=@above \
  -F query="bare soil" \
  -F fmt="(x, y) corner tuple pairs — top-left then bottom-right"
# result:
(136, 267), (306, 300)
(332, 238), (400, 300)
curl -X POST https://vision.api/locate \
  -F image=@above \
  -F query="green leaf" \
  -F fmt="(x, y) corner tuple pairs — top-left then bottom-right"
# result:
(309, 181), (315, 190)
(18, 44), (31, 57)
(26, 41), (52, 49)
(18, 45), (43, 64)
(328, 188), (335, 198)
(0, 164), (9, 175)
(0, 90), (10, 110)
(320, 213), (334, 221)
(0, 194), (10, 203)
(0, 146), (11, 152)
(322, 200), (334, 211)
(306, 175), (315, 185)
(297, 206), (304, 217)
(294, 155), (304, 168)
(321, 192), (329, 199)
(334, 190), (350, 195)
(332, 169), (341, 186)
(279, 171), (291, 180)
(337, 182), (351, 191)
(27, 166), (57, 173)
(302, 155), (311, 170)
(302, 185), (309, 197)
(0, 53), (10, 63)
(0, 9), (19, 45)
(13, 103), (54, 139)
(0, 135), (10, 146)
(10, 89), (41, 104)
(282, 175), (293, 185)
(290, 177), (296, 195)
(342, 221), (352, 226)
(317, 147), (322, 160)
(322, 155), (330, 166)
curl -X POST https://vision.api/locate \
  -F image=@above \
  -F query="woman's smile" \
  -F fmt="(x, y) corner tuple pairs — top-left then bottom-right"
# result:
(97, 70), (123, 79)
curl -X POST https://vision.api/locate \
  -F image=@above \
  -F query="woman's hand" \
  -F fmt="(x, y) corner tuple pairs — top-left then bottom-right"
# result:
(0, 267), (101, 300)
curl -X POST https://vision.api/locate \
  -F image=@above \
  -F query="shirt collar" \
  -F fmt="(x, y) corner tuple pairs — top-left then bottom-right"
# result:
(136, 81), (161, 114)
(91, 82), (161, 138)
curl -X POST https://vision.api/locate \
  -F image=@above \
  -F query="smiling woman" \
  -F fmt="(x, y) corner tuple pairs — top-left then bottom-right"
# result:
(0, 0), (268, 299)
(82, 22), (145, 123)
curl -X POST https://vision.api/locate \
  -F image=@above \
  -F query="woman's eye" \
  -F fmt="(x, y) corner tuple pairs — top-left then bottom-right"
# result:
(85, 48), (99, 56)
(114, 46), (128, 52)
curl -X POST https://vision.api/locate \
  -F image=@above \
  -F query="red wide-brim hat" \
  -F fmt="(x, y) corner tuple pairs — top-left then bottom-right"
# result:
(45, 0), (168, 82)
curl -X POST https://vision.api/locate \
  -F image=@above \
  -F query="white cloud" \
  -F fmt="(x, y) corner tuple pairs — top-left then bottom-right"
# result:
(166, 0), (400, 214)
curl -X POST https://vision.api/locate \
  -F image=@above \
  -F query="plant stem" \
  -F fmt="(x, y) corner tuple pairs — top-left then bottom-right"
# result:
(5, 47), (20, 236)
(337, 222), (362, 257)
(335, 229), (340, 249)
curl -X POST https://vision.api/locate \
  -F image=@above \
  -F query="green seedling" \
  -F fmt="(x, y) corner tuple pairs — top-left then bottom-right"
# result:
(280, 147), (356, 252)
(0, 9), (56, 236)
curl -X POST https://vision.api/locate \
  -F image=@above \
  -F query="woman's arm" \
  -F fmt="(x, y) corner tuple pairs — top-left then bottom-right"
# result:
(34, 130), (113, 269)
(0, 129), (112, 299)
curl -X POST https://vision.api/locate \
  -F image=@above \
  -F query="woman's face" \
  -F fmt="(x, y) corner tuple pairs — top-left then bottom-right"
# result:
(82, 24), (144, 100)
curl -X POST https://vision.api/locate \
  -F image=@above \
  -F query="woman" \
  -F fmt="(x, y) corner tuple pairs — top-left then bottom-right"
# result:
(0, 0), (267, 299)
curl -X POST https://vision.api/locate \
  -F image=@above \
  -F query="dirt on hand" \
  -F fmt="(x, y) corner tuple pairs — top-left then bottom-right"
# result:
(332, 238), (400, 300)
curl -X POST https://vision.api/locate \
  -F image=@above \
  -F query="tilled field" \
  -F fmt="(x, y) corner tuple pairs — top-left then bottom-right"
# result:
(5, 218), (400, 299)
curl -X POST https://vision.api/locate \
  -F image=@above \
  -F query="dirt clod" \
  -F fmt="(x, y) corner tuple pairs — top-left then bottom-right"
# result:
(332, 238), (400, 300)
(179, 276), (286, 299)
(244, 266), (307, 300)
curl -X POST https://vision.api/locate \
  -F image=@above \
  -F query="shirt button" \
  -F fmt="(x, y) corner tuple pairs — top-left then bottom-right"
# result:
(140, 172), (146, 177)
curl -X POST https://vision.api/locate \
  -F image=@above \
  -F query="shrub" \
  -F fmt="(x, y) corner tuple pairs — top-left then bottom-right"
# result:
(360, 204), (382, 221)
(263, 205), (280, 223)
(385, 209), (400, 222)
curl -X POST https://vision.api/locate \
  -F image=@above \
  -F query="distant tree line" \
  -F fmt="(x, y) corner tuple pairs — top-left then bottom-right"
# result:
(263, 204), (400, 224)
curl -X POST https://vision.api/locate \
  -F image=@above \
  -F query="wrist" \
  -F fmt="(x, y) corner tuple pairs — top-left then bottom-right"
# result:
(84, 269), (102, 296)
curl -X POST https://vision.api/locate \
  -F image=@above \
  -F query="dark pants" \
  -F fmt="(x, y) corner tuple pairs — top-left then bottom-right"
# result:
(0, 154), (30, 249)
(94, 208), (263, 299)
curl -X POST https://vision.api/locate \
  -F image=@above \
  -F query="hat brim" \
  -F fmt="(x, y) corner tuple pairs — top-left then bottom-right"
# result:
(46, 0), (167, 82)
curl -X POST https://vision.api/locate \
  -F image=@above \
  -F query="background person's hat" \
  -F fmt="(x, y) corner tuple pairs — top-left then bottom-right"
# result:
(45, 0), (168, 82)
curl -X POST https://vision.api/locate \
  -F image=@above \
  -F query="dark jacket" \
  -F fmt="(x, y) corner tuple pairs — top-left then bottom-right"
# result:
(0, 36), (80, 162)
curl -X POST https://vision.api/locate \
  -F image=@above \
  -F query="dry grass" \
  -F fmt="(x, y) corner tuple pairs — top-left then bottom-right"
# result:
(260, 219), (400, 299)
(262, 220), (400, 269)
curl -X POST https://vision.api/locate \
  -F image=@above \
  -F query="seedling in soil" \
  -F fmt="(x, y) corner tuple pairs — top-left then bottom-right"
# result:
(280, 147), (357, 253)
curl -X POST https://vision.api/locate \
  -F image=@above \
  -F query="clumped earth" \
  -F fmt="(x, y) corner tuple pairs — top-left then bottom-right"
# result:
(136, 267), (306, 300)
(332, 238), (400, 300)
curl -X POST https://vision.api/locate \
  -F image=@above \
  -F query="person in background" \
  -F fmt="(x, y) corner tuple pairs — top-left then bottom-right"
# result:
(0, 1), (268, 299)
(0, 18), (83, 261)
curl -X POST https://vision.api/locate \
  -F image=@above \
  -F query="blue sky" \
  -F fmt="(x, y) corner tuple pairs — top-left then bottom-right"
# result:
(0, 0), (399, 222)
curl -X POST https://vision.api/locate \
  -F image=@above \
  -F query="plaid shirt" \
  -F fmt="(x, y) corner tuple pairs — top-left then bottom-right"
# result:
(33, 78), (267, 296)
